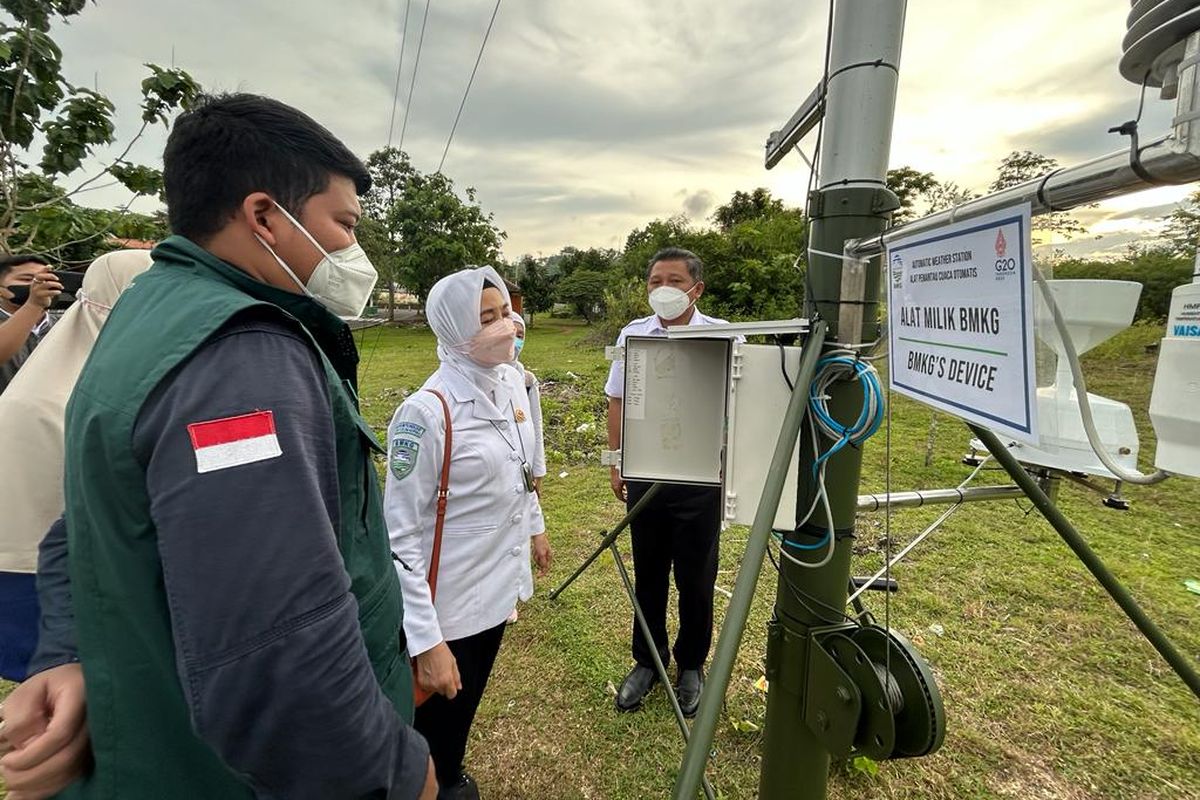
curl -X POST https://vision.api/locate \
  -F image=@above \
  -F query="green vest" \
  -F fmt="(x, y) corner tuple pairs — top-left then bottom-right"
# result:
(62, 236), (411, 798)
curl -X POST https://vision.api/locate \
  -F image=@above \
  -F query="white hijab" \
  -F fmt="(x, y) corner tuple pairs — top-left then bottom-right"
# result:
(0, 249), (153, 572)
(425, 265), (512, 409)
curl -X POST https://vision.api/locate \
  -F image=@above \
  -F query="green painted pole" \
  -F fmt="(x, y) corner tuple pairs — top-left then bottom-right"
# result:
(970, 424), (1200, 699)
(757, 3), (907, 798)
(671, 320), (828, 800)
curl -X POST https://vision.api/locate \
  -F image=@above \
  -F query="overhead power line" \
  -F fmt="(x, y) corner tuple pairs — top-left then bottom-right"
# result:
(437, 0), (503, 174)
(398, 0), (433, 154)
(386, 0), (414, 149)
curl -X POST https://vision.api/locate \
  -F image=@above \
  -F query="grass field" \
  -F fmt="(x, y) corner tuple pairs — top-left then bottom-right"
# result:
(3, 316), (1198, 799)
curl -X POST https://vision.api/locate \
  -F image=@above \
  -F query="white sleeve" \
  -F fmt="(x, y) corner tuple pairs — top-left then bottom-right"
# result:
(527, 488), (546, 538)
(527, 375), (547, 479)
(603, 328), (628, 398)
(383, 396), (444, 657)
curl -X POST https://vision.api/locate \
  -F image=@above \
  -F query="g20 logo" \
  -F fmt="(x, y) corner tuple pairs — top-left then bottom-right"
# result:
(994, 257), (1016, 274)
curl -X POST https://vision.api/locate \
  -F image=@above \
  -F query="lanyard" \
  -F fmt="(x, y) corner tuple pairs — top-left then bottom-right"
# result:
(489, 399), (535, 493)
(489, 399), (529, 462)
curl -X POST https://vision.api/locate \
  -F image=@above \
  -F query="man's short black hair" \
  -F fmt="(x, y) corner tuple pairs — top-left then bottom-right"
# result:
(647, 247), (703, 282)
(0, 254), (50, 281)
(163, 93), (371, 243)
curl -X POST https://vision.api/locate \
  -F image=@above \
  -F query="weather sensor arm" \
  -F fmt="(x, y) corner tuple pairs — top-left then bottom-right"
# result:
(1032, 269), (1169, 484)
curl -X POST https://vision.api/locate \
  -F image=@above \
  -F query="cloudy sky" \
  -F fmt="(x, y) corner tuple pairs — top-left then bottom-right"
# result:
(44, 0), (1194, 260)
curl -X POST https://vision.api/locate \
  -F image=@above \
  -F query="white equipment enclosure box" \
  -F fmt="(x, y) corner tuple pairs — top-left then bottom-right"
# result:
(619, 336), (802, 530)
(725, 344), (801, 531)
(620, 336), (731, 485)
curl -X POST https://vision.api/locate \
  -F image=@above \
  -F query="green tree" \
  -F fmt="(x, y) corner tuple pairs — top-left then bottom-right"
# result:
(1053, 249), (1191, 320)
(886, 167), (979, 226)
(0, 2), (200, 260)
(718, 211), (808, 319)
(617, 215), (723, 283)
(597, 276), (649, 343)
(557, 246), (616, 278)
(362, 147), (505, 306)
(885, 167), (939, 224)
(990, 150), (1085, 238)
(612, 195), (810, 321)
(556, 269), (609, 323)
(354, 213), (399, 315)
(711, 188), (785, 232)
(925, 180), (976, 213)
(1161, 187), (1200, 257)
(516, 255), (554, 321)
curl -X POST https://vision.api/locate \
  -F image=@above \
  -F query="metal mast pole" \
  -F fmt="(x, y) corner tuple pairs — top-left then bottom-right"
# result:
(759, 3), (906, 798)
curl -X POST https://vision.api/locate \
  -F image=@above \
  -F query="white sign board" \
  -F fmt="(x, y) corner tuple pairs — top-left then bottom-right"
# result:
(887, 204), (1039, 443)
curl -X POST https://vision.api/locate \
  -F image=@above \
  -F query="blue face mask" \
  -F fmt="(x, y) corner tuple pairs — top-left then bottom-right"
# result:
(513, 337), (525, 359)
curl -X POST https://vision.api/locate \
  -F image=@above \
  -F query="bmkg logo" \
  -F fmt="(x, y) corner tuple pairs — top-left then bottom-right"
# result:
(890, 252), (904, 288)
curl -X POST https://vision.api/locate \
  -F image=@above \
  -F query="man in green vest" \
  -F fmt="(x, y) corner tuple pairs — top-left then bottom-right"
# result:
(0, 93), (436, 799)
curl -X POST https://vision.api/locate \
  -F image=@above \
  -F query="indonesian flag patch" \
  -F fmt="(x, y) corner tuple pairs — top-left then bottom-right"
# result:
(187, 411), (283, 474)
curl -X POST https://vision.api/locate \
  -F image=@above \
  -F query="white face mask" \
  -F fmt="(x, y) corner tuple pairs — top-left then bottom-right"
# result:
(648, 284), (697, 321)
(255, 203), (379, 319)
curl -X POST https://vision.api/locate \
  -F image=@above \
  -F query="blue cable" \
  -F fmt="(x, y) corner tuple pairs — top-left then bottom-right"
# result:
(772, 357), (883, 560)
(808, 356), (885, 478)
(772, 529), (831, 550)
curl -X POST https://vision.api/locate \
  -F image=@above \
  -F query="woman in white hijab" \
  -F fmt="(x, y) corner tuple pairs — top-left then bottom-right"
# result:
(0, 249), (153, 680)
(384, 266), (551, 800)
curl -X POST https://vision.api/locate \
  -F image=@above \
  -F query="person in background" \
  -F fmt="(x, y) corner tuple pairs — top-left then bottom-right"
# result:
(385, 267), (551, 800)
(0, 255), (63, 395)
(0, 250), (152, 689)
(605, 246), (730, 718)
(511, 316), (547, 495)
(0, 93), (435, 800)
(506, 316), (548, 624)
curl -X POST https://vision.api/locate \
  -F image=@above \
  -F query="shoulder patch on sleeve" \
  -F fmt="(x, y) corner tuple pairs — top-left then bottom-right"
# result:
(390, 436), (420, 480)
(393, 421), (426, 438)
(188, 411), (282, 473)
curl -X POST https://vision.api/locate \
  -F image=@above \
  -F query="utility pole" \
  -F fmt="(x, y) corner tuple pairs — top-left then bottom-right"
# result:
(758, 3), (906, 798)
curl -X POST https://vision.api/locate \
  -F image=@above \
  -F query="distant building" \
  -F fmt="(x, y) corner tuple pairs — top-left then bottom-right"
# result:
(106, 237), (156, 250)
(503, 276), (523, 316)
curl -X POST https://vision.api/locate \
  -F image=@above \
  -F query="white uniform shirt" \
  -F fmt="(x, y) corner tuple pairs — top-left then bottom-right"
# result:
(516, 364), (547, 478)
(385, 363), (545, 656)
(604, 310), (731, 398)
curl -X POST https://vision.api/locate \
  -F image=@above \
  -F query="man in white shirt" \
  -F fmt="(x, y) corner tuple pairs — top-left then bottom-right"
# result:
(604, 247), (728, 718)
(0, 255), (62, 397)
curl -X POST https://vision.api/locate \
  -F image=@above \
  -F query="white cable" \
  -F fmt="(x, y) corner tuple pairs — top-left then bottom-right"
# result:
(807, 246), (868, 266)
(1033, 269), (1170, 485)
(776, 421), (836, 569)
(845, 456), (991, 607)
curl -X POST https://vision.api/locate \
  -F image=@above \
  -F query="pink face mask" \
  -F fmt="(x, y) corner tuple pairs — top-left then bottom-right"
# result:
(466, 317), (516, 366)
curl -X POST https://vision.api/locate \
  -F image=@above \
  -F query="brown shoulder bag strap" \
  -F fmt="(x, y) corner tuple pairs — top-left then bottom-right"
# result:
(422, 389), (452, 600)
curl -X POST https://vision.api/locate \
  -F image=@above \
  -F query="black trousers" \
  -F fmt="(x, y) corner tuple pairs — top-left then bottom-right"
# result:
(626, 481), (722, 672)
(414, 621), (506, 786)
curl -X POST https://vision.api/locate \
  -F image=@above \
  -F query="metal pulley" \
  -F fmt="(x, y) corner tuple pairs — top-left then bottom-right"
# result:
(803, 623), (945, 762)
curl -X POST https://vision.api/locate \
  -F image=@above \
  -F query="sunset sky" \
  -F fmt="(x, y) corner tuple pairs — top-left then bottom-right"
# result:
(46, 0), (1194, 260)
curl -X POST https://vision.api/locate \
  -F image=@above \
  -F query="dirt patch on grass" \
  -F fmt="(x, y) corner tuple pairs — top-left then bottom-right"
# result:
(988, 752), (1097, 800)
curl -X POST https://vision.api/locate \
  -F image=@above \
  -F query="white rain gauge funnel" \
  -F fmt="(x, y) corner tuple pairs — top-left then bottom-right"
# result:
(1011, 279), (1143, 478)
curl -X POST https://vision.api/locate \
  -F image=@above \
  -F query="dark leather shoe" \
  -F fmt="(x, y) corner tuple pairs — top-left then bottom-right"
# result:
(438, 772), (480, 800)
(676, 669), (703, 718)
(615, 665), (658, 712)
